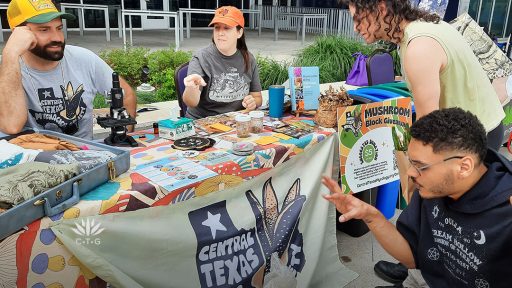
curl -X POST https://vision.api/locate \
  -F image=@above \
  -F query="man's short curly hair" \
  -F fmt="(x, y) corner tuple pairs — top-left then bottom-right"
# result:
(410, 108), (487, 162)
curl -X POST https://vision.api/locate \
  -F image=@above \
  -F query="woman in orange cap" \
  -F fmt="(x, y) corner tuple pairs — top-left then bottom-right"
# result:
(182, 6), (262, 119)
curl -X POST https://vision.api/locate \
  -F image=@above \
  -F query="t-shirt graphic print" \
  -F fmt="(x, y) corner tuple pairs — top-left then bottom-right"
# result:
(28, 81), (87, 135)
(209, 67), (249, 103)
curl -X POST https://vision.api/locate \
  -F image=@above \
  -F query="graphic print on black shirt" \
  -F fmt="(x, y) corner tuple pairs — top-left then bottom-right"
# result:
(429, 203), (489, 287)
(209, 67), (249, 102)
(28, 82), (86, 134)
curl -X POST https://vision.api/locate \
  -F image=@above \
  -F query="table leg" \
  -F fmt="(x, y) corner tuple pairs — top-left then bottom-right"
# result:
(274, 9), (278, 41)
(186, 12), (191, 39)
(175, 15), (180, 50)
(129, 15), (133, 46)
(337, 11), (342, 37)
(79, 8), (84, 37)
(323, 17), (327, 36)
(296, 17), (300, 40)
(122, 13), (127, 50)
(258, 12), (262, 37)
(62, 7), (68, 39)
(302, 16), (306, 45)
(179, 11), (184, 42)
(104, 9), (111, 42)
(117, 9), (122, 38)
(0, 17), (3, 42)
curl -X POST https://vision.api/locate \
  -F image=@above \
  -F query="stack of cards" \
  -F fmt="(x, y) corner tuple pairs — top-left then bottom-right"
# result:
(231, 142), (255, 156)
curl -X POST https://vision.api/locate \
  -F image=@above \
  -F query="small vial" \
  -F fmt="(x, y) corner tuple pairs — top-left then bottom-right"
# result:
(153, 122), (159, 134)
(249, 111), (264, 133)
(235, 115), (251, 138)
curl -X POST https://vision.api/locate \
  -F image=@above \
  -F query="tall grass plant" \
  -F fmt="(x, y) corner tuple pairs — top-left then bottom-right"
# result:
(294, 36), (373, 83)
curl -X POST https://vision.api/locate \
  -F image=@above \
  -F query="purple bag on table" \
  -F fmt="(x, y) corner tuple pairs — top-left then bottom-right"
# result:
(346, 52), (369, 86)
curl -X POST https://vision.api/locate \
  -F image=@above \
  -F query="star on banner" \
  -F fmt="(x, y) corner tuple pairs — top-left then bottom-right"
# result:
(202, 211), (227, 239)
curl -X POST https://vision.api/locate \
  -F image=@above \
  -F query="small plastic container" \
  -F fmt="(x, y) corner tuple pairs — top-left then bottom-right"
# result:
(235, 114), (251, 138)
(249, 111), (264, 133)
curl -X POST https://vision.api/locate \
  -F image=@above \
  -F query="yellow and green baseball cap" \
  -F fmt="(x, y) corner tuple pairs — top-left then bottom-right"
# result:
(7, 0), (76, 29)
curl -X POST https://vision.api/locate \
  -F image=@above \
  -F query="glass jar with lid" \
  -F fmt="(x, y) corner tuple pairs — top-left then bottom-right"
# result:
(235, 114), (251, 138)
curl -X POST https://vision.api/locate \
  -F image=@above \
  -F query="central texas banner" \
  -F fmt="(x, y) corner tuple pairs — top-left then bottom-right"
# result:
(50, 136), (357, 288)
(337, 98), (413, 193)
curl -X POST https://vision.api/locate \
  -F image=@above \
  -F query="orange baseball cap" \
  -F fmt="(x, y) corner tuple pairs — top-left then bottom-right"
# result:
(7, 0), (76, 29)
(208, 6), (244, 28)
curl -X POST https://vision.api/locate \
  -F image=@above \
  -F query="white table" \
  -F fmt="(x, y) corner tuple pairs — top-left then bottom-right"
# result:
(121, 10), (180, 50)
(178, 8), (262, 42)
(274, 12), (327, 45)
(60, 3), (122, 42)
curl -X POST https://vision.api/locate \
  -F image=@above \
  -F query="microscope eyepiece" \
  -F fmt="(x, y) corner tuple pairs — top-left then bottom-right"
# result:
(112, 72), (120, 89)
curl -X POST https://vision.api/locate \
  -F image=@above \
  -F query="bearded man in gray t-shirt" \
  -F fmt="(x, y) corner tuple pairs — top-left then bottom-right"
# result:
(0, 0), (136, 140)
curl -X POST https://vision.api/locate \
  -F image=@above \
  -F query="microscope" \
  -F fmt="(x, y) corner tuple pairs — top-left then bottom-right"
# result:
(96, 72), (138, 147)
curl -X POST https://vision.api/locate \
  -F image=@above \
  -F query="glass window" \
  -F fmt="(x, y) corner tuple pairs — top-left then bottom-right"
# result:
(507, 8), (512, 36)
(478, 0), (493, 32)
(491, 0), (510, 37)
(468, 0), (480, 20)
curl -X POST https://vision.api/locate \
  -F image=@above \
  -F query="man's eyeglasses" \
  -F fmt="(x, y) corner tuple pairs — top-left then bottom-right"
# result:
(408, 155), (465, 176)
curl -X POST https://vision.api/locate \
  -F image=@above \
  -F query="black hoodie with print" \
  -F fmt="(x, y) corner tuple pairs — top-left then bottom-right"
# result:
(397, 149), (512, 288)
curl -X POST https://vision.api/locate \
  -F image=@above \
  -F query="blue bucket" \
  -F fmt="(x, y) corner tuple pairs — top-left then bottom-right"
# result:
(376, 180), (400, 219)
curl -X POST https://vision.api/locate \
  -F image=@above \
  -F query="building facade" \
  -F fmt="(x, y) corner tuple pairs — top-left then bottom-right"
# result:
(0, 0), (509, 38)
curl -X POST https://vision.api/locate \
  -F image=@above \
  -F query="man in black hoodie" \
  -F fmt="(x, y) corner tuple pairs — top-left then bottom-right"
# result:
(323, 107), (512, 288)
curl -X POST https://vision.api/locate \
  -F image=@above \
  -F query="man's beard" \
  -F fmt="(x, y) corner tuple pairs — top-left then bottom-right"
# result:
(30, 41), (65, 61)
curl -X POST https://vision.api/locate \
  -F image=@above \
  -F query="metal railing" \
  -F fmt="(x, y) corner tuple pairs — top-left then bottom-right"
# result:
(257, 5), (362, 41)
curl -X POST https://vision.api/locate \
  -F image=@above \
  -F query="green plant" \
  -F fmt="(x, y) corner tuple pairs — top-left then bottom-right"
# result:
(390, 49), (402, 76)
(98, 47), (192, 106)
(294, 36), (373, 83)
(147, 48), (192, 102)
(99, 47), (148, 87)
(93, 93), (109, 109)
(503, 105), (512, 126)
(256, 55), (290, 89)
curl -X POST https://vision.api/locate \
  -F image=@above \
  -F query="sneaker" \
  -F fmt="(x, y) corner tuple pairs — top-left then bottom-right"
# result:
(374, 261), (408, 284)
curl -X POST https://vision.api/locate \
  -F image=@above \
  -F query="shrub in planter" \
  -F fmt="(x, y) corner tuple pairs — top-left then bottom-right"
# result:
(99, 47), (148, 87)
(96, 47), (192, 108)
(294, 36), (373, 84)
(256, 55), (289, 90)
(147, 48), (192, 102)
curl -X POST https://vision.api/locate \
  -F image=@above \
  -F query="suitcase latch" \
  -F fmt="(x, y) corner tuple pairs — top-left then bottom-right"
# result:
(108, 161), (116, 180)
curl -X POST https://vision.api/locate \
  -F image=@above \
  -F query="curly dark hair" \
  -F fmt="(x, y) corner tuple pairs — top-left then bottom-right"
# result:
(342, 0), (440, 43)
(410, 108), (487, 162)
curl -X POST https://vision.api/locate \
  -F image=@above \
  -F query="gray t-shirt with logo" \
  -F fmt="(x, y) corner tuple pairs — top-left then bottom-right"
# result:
(21, 45), (113, 139)
(185, 43), (262, 119)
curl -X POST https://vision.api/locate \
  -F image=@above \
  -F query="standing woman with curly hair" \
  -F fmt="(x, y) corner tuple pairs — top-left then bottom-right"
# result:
(345, 0), (504, 148)
(182, 6), (262, 119)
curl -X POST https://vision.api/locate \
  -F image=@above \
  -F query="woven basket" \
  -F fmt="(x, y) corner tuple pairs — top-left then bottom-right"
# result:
(314, 104), (339, 128)
(314, 86), (353, 128)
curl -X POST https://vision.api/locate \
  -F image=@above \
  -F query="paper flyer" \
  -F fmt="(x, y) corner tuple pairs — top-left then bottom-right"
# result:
(337, 98), (413, 193)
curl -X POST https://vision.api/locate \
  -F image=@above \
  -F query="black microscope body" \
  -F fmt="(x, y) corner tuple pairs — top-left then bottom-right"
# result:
(96, 72), (138, 147)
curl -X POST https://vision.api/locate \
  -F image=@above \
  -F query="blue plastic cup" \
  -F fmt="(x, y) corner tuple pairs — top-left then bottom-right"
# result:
(268, 85), (285, 118)
(376, 180), (400, 219)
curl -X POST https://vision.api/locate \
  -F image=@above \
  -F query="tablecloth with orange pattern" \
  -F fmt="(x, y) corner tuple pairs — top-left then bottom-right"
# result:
(0, 116), (332, 288)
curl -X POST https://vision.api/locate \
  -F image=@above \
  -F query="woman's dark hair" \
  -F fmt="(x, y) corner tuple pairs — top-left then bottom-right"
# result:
(236, 26), (250, 73)
(212, 25), (250, 73)
(343, 0), (440, 43)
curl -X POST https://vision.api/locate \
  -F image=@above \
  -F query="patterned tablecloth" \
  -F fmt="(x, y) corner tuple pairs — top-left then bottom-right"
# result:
(0, 115), (332, 288)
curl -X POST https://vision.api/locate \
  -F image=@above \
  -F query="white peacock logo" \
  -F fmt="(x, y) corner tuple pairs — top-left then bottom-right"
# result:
(72, 218), (104, 237)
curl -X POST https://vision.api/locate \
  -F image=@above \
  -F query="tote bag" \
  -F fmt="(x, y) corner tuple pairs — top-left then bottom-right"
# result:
(346, 52), (368, 86)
